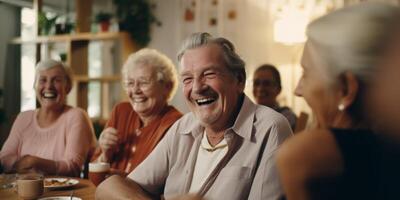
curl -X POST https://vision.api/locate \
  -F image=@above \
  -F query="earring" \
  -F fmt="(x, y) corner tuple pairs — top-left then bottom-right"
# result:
(338, 104), (345, 111)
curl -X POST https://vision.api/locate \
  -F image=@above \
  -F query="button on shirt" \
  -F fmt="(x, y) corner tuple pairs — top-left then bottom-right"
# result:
(128, 95), (293, 200)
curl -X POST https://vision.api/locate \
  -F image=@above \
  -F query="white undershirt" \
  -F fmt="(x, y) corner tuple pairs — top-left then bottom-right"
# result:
(189, 131), (228, 193)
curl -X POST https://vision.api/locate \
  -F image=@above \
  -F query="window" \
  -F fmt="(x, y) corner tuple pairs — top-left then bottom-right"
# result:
(20, 8), (36, 111)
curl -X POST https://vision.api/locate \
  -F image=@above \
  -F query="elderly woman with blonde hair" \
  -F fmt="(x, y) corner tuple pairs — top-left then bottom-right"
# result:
(277, 3), (400, 200)
(91, 48), (182, 175)
(0, 59), (96, 176)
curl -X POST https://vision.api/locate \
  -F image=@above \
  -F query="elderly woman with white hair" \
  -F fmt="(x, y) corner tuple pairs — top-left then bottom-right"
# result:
(0, 59), (96, 176)
(91, 48), (182, 175)
(277, 3), (400, 200)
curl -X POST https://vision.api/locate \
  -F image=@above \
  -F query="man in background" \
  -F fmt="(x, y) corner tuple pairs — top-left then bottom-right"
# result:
(253, 64), (297, 130)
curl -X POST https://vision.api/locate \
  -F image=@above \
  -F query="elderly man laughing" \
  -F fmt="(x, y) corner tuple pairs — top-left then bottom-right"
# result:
(96, 32), (293, 200)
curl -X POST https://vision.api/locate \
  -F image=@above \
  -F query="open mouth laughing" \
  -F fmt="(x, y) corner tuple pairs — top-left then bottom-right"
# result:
(131, 97), (147, 103)
(195, 97), (217, 106)
(43, 91), (57, 99)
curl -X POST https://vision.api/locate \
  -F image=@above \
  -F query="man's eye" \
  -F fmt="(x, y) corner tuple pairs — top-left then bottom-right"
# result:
(204, 72), (217, 78)
(182, 77), (193, 84)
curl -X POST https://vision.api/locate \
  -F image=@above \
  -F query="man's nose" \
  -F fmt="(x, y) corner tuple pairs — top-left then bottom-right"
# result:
(192, 77), (207, 93)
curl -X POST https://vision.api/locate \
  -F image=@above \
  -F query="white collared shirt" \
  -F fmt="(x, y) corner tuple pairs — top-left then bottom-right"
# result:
(189, 131), (228, 193)
(129, 95), (294, 200)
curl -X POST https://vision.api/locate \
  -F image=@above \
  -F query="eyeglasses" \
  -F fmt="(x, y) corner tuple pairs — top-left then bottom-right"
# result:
(123, 78), (155, 91)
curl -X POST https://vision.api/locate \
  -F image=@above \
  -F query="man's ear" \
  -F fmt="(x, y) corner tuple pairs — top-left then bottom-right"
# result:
(339, 72), (359, 109)
(236, 72), (246, 91)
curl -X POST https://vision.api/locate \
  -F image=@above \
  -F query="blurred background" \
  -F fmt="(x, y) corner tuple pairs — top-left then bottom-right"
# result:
(0, 0), (399, 146)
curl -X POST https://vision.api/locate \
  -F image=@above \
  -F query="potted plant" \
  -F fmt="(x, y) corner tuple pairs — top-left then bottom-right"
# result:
(113, 0), (161, 46)
(38, 12), (58, 35)
(95, 12), (113, 32)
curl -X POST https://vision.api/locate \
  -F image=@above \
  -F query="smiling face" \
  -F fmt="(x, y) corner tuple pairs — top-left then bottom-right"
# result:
(253, 69), (280, 107)
(35, 66), (70, 110)
(124, 64), (169, 119)
(295, 42), (342, 128)
(180, 44), (245, 130)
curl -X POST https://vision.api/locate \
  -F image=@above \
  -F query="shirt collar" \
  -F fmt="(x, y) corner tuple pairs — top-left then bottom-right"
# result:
(179, 95), (256, 142)
(201, 131), (228, 151)
(230, 95), (256, 141)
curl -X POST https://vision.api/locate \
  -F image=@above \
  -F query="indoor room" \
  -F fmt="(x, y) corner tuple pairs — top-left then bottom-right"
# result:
(1, 0), (400, 199)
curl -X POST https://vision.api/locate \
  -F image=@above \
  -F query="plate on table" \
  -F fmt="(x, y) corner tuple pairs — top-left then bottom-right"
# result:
(38, 196), (81, 200)
(44, 178), (79, 189)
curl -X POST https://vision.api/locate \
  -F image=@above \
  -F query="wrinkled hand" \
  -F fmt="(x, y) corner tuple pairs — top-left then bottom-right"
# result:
(14, 155), (37, 173)
(98, 127), (119, 161)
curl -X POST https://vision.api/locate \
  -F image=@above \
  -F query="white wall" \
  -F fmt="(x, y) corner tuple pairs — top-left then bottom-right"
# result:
(147, 0), (308, 115)
(148, 0), (189, 113)
(146, 0), (395, 118)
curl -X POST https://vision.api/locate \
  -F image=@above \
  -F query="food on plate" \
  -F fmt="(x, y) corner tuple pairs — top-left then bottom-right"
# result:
(44, 179), (71, 187)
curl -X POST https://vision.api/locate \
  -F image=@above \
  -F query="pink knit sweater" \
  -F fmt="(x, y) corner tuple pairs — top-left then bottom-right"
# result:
(0, 106), (96, 176)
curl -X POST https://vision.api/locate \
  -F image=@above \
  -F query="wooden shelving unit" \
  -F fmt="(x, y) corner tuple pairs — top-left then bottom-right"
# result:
(11, 32), (131, 44)
(11, 1), (139, 121)
(11, 32), (137, 68)
(73, 75), (121, 83)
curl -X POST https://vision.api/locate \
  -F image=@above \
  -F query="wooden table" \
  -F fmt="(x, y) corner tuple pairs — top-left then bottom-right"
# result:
(0, 177), (96, 200)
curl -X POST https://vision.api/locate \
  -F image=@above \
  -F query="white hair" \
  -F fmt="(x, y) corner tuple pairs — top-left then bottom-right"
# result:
(306, 3), (400, 123)
(34, 59), (73, 93)
(307, 2), (400, 85)
(121, 48), (178, 102)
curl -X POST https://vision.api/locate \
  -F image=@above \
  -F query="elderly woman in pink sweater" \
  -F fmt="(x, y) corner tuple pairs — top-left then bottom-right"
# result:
(0, 59), (96, 176)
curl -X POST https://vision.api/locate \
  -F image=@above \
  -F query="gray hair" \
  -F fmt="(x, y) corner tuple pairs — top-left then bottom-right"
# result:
(121, 48), (178, 101)
(307, 2), (400, 123)
(177, 32), (246, 82)
(34, 59), (73, 93)
(307, 3), (400, 85)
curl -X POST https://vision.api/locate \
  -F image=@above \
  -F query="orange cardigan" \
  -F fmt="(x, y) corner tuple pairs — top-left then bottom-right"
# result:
(91, 102), (182, 174)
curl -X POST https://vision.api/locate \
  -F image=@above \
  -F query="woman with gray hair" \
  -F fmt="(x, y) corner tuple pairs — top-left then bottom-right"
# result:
(277, 3), (400, 200)
(0, 59), (96, 176)
(91, 48), (182, 175)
